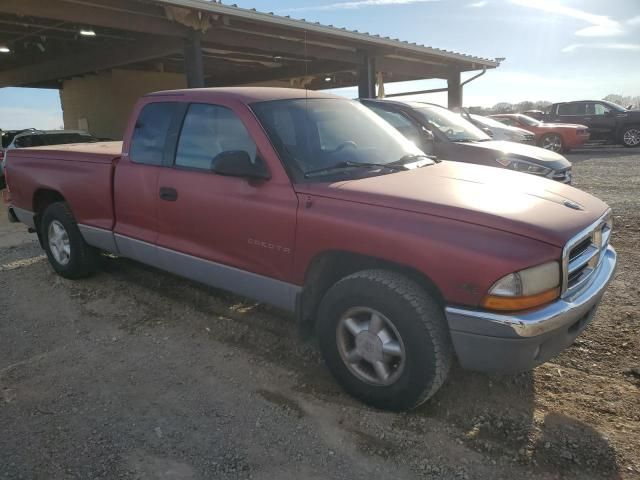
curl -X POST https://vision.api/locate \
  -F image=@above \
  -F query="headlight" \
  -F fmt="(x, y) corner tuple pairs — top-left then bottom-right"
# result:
(506, 132), (524, 142)
(483, 261), (560, 311)
(496, 157), (552, 176)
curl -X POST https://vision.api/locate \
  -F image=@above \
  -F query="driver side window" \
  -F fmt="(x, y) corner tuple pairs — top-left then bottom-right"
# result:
(175, 103), (257, 170)
(589, 103), (610, 116)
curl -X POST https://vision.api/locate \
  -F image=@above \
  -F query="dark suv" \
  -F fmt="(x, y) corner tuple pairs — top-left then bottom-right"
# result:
(546, 100), (640, 147)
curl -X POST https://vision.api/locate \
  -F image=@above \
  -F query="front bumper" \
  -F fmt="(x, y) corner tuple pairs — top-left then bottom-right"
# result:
(445, 246), (616, 373)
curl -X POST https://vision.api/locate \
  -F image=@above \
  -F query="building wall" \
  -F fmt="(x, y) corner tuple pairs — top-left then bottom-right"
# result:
(60, 69), (186, 140)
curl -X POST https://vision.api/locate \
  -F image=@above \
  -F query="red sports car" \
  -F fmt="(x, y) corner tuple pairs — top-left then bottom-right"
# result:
(489, 113), (589, 152)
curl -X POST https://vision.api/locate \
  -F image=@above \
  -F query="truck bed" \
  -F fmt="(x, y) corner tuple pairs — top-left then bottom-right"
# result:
(6, 142), (122, 230)
(12, 141), (123, 163)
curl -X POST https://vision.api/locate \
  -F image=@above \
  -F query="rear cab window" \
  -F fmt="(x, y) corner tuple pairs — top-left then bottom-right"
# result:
(130, 102), (184, 166)
(557, 103), (586, 116)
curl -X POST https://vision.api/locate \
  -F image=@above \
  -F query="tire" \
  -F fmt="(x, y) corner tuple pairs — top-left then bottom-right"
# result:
(539, 133), (563, 153)
(40, 201), (98, 279)
(317, 269), (453, 411)
(621, 125), (640, 148)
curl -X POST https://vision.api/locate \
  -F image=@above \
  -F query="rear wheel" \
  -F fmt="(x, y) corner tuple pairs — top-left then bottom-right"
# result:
(317, 270), (453, 411)
(41, 202), (98, 279)
(621, 126), (640, 147)
(539, 133), (563, 152)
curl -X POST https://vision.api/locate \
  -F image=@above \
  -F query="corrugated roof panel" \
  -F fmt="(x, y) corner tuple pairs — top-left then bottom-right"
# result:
(152, 0), (499, 68)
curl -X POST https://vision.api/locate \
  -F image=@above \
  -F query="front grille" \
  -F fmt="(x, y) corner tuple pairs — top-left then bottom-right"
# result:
(562, 213), (612, 298)
(523, 134), (535, 143)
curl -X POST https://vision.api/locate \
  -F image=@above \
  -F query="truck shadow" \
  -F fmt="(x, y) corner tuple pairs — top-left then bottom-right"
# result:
(410, 366), (620, 478)
(96, 254), (621, 478)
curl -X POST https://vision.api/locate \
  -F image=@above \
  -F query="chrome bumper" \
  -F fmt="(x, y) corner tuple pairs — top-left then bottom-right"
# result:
(445, 246), (616, 373)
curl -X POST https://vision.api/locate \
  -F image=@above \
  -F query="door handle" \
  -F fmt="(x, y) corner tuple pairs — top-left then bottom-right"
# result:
(159, 187), (178, 201)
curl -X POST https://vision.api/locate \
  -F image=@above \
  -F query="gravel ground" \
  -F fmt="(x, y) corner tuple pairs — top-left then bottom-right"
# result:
(1, 147), (639, 480)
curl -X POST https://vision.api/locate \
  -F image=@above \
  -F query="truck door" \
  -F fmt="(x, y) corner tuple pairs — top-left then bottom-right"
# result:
(114, 101), (185, 246)
(155, 101), (298, 284)
(584, 102), (617, 140)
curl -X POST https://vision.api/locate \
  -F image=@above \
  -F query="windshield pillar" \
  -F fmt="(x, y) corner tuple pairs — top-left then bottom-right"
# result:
(447, 70), (462, 110)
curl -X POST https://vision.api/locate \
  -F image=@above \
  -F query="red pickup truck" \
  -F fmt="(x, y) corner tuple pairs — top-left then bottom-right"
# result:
(5, 88), (617, 411)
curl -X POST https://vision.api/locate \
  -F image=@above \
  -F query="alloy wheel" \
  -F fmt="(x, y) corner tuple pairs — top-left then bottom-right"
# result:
(336, 307), (406, 386)
(623, 128), (640, 146)
(48, 220), (71, 266)
(541, 134), (562, 152)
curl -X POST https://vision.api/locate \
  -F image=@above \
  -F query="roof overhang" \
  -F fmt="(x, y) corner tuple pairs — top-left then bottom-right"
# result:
(0, 0), (499, 90)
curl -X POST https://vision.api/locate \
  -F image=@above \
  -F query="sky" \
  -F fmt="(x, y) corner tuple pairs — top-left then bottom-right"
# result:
(1, 0), (639, 130)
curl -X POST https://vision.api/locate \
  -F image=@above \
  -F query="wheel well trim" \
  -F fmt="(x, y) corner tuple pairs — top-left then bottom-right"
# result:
(297, 249), (446, 335)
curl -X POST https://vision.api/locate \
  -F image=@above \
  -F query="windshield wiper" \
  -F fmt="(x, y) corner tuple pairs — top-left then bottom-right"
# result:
(391, 153), (439, 165)
(304, 161), (408, 178)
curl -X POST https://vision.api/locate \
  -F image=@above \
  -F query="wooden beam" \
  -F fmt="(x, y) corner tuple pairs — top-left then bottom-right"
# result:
(0, 0), (187, 37)
(0, 38), (182, 87)
(377, 57), (450, 79)
(203, 27), (362, 65)
(184, 30), (204, 88)
(447, 71), (462, 109)
(207, 60), (354, 87)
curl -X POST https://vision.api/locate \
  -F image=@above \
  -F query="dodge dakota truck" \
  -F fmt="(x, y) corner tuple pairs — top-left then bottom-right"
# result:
(5, 88), (617, 411)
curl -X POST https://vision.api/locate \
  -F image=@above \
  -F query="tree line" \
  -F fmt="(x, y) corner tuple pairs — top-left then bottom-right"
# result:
(468, 94), (640, 116)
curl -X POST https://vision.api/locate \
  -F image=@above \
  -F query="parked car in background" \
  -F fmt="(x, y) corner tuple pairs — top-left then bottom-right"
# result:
(489, 113), (589, 153)
(545, 100), (640, 147)
(2, 130), (100, 174)
(361, 99), (572, 183)
(523, 110), (546, 121)
(465, 113), (535, 144)
(1, 128), (35, 189)
(5, 87), (616, 410)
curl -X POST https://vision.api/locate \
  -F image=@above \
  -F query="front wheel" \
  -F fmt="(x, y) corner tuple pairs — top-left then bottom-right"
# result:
(621, 126), (640, 147)
(539, 133), (564, 152)
(317, 270), (453, 411)
(41, 202), (98, 279)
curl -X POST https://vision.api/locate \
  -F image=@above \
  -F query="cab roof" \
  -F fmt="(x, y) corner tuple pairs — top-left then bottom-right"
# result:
(146, 87), (342, 104)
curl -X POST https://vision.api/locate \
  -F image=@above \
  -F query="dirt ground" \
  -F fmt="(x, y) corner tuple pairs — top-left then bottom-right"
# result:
(1, 147), (639, 480)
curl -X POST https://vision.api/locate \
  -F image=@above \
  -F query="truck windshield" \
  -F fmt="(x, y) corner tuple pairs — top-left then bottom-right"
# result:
(251, 98), (425, 181)
(414, 105), (490, 142)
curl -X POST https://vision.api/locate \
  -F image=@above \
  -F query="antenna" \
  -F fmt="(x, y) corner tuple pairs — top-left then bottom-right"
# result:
(304, 30), (309, 100)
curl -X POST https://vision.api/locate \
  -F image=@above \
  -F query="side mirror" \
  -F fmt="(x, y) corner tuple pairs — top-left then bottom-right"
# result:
(481, 127), (494, 137)
(211, 151), (270, 180)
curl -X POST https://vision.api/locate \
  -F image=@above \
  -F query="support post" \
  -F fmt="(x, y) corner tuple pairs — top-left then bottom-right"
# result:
(184, 30), (204, 88)
(357, 53), (376, 98)
(447, 70), (462, 109)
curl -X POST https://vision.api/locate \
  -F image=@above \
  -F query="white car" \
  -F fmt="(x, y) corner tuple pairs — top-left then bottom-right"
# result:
(467, 114), (536, 144)
(2, 130), (99, 172)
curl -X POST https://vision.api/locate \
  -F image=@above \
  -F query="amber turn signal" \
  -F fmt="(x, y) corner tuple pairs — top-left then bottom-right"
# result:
(482, 287), (560, 312)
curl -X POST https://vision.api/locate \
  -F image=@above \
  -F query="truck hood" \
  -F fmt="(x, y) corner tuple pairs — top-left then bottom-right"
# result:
(619, 110), (640, 120)
(296, 161), (608, 247)
(457, 140), (571, 170)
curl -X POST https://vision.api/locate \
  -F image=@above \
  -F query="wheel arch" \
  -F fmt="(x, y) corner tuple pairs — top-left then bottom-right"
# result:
(619, 123), (640, 146)
(33, 188), (66, 216)
(297, 250), (445, 337)
(32, 189), (67, 247)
